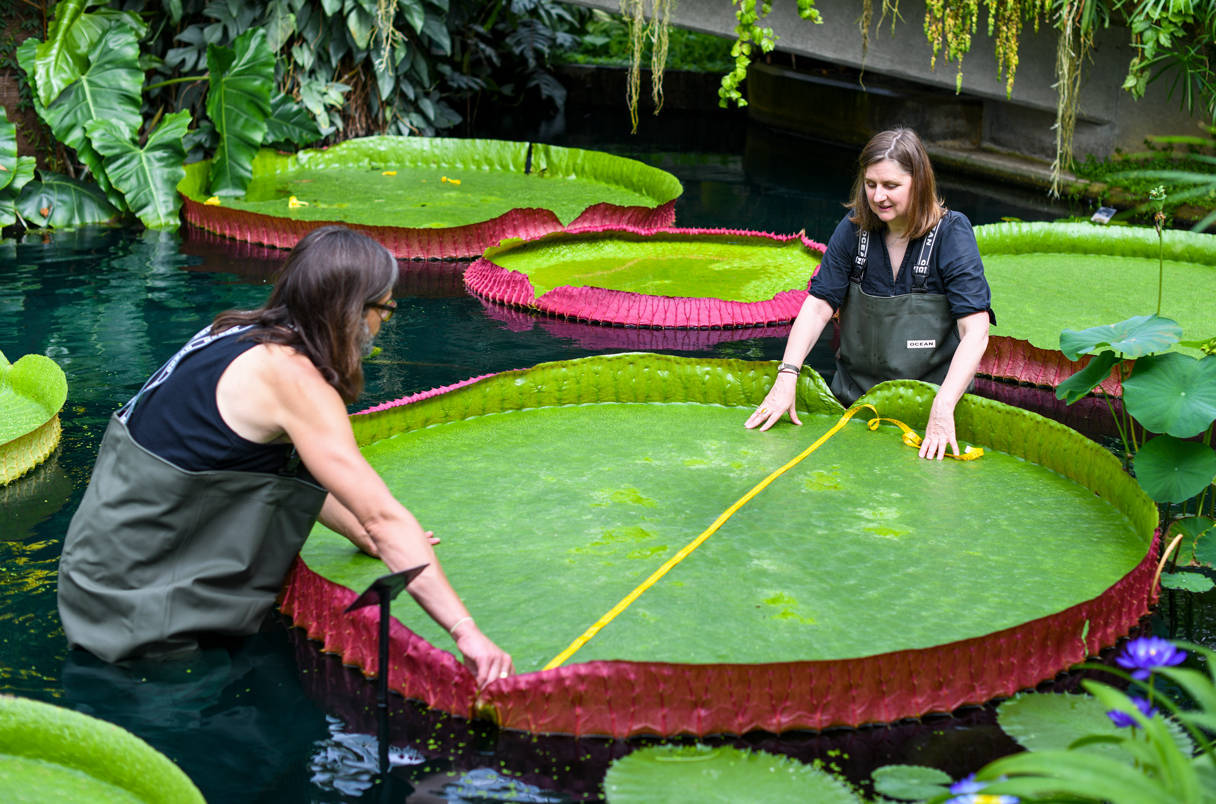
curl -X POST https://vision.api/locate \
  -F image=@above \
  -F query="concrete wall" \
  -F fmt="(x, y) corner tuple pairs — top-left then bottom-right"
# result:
(567, 0), (1207, 158)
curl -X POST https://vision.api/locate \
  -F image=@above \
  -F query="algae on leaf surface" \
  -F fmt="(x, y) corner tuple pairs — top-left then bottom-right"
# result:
(300, 356), (1152, 672)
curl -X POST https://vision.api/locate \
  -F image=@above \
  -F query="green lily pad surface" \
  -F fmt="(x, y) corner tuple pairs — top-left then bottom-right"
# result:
(0, 694), (203, 804)
(180, 136), (681, 228)
(302, 356), (1149, 673)
(976, 222), (1216, 353)
(483, 230), (820, 301)
(0, 349), (67, 485)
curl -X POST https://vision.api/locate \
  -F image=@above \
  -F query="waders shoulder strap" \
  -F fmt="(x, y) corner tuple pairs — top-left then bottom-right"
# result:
(850, 219), (944, 290)
(117, 325), (252, 423)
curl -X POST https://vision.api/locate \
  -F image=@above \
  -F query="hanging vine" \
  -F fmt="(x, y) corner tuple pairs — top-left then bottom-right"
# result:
(1050, 0), (1094, 195)
(623, 0), (676, 132)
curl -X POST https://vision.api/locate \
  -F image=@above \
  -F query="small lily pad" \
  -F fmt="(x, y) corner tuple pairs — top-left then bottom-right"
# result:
(1123, 352), (1216, 438)
(1132, 436), (1216, 503)
(1059, 315), (1183, 361)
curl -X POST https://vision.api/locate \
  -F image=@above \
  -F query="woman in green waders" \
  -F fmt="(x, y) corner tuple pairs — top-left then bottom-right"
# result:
(58, 226), (513, 687)
(745, 128), (993, 460)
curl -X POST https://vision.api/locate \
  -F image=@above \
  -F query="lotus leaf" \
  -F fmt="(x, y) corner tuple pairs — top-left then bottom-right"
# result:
(1133, 436), (1216, 503)
(1055, 350), (1121, 403)
(0, 349), (68, 485)
(178, 136), (681, 229)
(975, 222), (1216, 357)
(0, 694), (203, 803)
(1059, 315), (1183, 361)
(302, 355), (1151, 672)
(1123, 352), (1216, 438)
(602, 744), (861, 804)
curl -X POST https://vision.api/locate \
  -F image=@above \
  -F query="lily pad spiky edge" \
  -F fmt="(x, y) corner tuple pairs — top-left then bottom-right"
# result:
(1, 351), (68, 485)
(279, 354), (1157, 737)
(464, 227), (826, 328)
(0, 694), (204, 803)
(177, 136), (681, 260)
(973, 221), (1216, 391)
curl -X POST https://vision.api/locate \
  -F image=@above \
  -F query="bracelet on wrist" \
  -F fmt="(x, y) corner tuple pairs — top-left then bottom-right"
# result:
(777, 361), (801, 375)
(448, 616), (474, 636)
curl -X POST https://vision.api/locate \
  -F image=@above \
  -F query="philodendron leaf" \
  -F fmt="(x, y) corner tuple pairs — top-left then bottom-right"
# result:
(87, 111), (190, 229)
(1056, 350), (1121, 403)
(602, 744), (861, 804)
(206, 29), (273, 196)
(1059, 315), (1183, 360)
(1161, 571), (1215, 592)
(870, 764), (953, 800)
(16, 172), (120, 228)
(1124, 352), (1216, 438)
(41, 23), (142, 154)
(1133, 436), (1216, 503)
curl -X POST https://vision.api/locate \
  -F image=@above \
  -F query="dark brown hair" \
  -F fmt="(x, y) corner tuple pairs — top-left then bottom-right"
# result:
(847, 127), (945, 238)
(211, 225), (398, 403)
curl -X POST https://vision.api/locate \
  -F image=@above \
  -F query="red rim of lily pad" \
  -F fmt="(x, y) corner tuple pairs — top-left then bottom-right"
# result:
(177, 138), (680, 260)
(464, 226), (826, 328)
(280, 357), (1158, 738)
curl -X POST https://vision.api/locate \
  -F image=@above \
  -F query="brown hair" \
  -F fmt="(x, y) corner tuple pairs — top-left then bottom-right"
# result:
(211, 225), (398, 403)
(847, 128), (946, 239)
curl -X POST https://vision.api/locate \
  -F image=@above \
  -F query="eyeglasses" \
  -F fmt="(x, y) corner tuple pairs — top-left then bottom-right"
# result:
(366, 301), (397, 322)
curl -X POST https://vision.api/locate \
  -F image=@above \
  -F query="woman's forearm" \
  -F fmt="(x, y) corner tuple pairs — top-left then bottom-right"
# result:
(782, 295), (835, 367)
(933, 312), (990, 412)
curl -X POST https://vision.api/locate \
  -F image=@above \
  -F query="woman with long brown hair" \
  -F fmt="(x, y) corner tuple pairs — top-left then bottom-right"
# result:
(59, 225), (513, 686)
(745, 128), (994, 459)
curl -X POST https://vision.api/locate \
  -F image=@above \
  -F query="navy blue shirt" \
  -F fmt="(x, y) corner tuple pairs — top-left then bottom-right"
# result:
(810, 211), (995, 323)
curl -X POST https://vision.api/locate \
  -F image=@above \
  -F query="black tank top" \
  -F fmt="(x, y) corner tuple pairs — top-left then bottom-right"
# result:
(127, 334), (295, 473)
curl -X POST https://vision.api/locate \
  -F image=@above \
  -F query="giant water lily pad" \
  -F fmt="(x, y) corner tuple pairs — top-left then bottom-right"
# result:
(0, 694), (204, 803)
(0, 349), (67, 485)
(974, 222), (1216, 389)
(282, 354), (1157, 737)
(179, 136), (682, 259)
(464, 228), (824, 327)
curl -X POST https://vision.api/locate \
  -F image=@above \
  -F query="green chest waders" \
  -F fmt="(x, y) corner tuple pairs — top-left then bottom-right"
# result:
(58, 326), (327, 663)
(829, 221), (960, 406)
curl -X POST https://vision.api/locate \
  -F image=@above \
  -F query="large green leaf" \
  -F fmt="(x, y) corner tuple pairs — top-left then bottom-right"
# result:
(264, 94), (321, 148)
(1123, 352), (1216, 438)
(1133, 436), (1216, 503)
(997, 691), (1194, 759)
(0, 157), (35, 228)
(1173, 516), (1216, 567)
(1161, 571), (1215, 592)
(302, 358), (1154, 670)
(976, 221), (1216, 264)
(206, 29), (274, 196)
(43, 23), (143, 151)
(1055, 350), (1121, 403)
(16, 172), (121, 228)
(602, 744), (861, 803)
(0, 694), (204, 803)
(179, 136), (682, 228)
(870, 764), (953, 800)
(87, 111), (190, 230)
(1060, 315), (1184, 360)
(0, 350), (67, 445)
(0, 108), (36, 227)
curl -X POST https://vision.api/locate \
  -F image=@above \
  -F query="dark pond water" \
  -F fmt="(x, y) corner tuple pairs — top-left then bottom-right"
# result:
(2, 115), (1203, 802)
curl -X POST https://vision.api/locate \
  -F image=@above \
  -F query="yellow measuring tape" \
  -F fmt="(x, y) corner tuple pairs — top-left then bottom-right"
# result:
(541, 404), (983, 671)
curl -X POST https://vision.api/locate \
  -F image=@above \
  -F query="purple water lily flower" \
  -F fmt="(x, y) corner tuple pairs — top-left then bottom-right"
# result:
(1107, 696), (1157, 728)
(1115, 636), (1187, 680)
(946, 773), (1019, 804)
